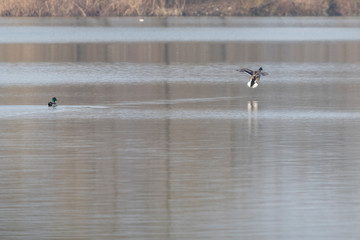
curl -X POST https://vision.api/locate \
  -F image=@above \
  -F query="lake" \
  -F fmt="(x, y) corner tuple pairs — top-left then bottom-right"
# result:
(1, 17), (360, 240)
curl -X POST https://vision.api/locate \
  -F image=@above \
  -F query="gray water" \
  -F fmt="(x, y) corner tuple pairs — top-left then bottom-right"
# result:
(1, 17), (360, 240)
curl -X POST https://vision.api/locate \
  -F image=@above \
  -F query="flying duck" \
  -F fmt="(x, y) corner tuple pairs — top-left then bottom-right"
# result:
(237, 67), (269, 88)
(48, 97), (57, 107)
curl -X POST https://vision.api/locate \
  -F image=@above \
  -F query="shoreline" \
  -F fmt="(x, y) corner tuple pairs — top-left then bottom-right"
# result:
(0, 0), (359, 17)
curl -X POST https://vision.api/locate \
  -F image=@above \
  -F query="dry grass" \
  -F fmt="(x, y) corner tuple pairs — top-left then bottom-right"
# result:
(0, 0), (187, 16)
(226, 0), (360, 16)
(0, 0), (358, 17)
(334, 0), (360, 16)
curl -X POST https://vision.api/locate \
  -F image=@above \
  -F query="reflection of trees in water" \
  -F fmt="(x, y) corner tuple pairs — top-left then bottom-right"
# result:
(2, 41), (359, 63)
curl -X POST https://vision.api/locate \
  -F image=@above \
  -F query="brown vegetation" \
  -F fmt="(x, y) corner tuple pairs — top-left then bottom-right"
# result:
(183, 0), (360, 16)
(0, 0), (359, 17)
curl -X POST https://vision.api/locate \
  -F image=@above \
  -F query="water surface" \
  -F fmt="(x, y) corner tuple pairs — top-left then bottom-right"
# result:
(1, 17), (360, 240)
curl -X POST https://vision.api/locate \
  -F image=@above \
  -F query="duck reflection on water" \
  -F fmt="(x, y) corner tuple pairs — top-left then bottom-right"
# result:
(248, 100), (258, 135)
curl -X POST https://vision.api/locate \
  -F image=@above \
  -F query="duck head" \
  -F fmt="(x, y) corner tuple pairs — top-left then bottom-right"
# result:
(259, 67), (263, 71)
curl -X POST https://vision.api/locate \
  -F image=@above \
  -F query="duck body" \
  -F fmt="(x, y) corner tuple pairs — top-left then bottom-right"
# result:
(237, 67), (268, 88)
(48, 97), (57, 107)
(48, 102), (57, 107)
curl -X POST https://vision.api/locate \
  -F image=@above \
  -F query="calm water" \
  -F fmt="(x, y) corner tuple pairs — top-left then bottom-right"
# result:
(1, 17), (360, 240)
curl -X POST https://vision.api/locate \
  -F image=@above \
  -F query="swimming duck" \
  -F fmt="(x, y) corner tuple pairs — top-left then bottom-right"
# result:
(48, 97), (57, 107)
(237, 67), (269, 88)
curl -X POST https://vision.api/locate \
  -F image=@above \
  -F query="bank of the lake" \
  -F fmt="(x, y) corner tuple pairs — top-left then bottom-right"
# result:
(0, 0), (359, 17)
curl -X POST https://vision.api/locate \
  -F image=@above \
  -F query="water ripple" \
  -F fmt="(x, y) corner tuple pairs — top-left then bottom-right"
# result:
(0, 105), (360, 121)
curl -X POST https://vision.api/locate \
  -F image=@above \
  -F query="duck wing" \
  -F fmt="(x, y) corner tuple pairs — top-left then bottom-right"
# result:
(237, 68), (254, 76)
(261, 71), (269, 76)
